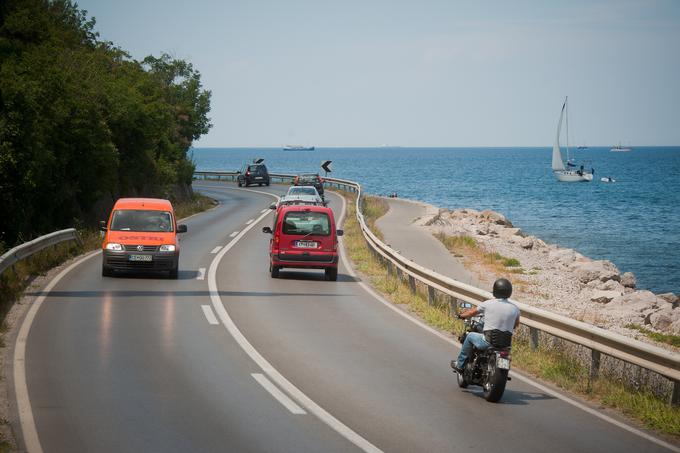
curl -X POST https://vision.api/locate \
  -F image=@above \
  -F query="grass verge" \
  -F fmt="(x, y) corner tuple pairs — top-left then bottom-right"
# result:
(626, 324), (680, 348)
(342, 192), (680, 438)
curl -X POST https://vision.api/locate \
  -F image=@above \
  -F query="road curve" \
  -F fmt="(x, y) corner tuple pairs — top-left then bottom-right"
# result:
(13, 181), (675, 452)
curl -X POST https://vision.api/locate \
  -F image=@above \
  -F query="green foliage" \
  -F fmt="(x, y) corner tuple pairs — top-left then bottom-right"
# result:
(626, 324), (680, 348)
(0, 0), (211, 246)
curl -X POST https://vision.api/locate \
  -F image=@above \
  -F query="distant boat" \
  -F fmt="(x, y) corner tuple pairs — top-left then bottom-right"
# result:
(283, 145), (315, 151)
(610, 144), (632, 152)
(551, 97), (593, 182)
(601, 177), (616, 183)
(577, 144), (588, 150)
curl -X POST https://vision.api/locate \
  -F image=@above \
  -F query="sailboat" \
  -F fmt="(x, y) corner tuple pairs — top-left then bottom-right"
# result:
(552, 97), (593, 182)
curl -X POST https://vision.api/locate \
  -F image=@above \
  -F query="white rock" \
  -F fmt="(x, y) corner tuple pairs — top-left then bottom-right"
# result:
(598, 280), (625, 292)
(591, 290), (621, 304)
(620, 272), (637, 289)
(573, 260), (620, 284)
(649, 307), (680, 332)
(520, 237), (534, 249)
(658, 292), (679, 308)
(606, 290), (661, 313)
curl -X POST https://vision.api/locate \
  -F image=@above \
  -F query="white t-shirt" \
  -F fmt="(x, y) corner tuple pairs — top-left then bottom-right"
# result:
(478, 298), (520, 332)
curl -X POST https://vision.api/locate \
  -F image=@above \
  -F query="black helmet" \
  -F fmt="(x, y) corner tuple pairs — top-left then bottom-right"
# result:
(492, 278), (512, 299)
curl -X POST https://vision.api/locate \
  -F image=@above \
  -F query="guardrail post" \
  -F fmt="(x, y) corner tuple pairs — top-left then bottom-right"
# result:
(672, 381), (680, 407)
(448, 296), (457, 317)
(396, 268), (403, 281)
(408, 275), (416, 294)
(590, 350), (601, 381)
(529, 327), (539, 351)
(427, 286), (435, 306)
(386, 261), (394, 277)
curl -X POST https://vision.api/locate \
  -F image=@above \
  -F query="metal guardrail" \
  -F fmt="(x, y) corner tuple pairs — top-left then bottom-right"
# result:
(193, 170), (680, 403)
(0, 229), (83, 276)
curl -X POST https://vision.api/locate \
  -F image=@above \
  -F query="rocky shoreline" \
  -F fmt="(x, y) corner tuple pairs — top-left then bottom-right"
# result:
(416, 207), (679, 348)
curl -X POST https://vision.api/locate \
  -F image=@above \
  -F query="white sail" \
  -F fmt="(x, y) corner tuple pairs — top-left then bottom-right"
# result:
(552, 99), (566, 171)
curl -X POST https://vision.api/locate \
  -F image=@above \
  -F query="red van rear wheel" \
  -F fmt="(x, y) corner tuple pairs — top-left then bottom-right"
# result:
(325, 267), (338, 281)
(270, 265), (280, 278)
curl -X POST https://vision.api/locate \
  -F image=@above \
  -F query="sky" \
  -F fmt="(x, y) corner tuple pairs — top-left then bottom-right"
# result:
(77, 0), (680, 147)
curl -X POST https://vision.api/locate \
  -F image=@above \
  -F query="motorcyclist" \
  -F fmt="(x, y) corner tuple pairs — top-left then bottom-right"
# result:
(451, 278), (520, 373)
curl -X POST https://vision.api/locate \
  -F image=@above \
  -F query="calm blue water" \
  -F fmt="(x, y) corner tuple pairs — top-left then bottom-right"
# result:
(192, 147), (680, 294)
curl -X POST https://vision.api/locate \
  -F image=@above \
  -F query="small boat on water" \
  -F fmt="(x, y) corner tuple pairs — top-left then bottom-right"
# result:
(610, 144), (632, 152)
(283, 145), (315, 151)
(551, 97), (593, 182)
(601, 177), (616, 183)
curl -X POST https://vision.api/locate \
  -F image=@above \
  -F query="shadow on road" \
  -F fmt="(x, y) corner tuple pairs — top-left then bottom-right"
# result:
(460, 387), (557, 405)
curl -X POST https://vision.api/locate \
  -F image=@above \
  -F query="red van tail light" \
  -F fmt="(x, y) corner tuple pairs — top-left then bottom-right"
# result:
(274, 231), (280, 246)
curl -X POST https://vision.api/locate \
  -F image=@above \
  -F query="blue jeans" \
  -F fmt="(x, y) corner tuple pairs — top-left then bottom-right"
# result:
(456, 332), (490, 368)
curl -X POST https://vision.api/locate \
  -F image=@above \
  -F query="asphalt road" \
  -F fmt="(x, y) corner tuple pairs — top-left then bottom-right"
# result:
(14, 181), (676, 453)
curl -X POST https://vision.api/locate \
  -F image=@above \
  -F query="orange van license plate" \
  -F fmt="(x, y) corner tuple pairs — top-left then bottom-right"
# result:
(294, 241), (318, 249)
(129, 254), (152, 262)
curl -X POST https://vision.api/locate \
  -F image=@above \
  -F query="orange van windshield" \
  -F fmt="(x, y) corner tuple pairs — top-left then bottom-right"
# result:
(282, 212), (330, 236)
(111, 210), (173, 232)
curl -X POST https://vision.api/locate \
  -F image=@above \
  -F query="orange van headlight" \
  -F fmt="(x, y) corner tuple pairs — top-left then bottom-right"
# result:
(105, 243), (123, 251)
(159, 244), (176, 252)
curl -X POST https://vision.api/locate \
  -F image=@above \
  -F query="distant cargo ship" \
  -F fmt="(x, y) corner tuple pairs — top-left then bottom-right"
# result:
(283, 145), (315, 151)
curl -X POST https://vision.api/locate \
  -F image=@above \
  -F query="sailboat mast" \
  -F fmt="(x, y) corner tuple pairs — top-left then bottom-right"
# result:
(565, 96), (570, 162)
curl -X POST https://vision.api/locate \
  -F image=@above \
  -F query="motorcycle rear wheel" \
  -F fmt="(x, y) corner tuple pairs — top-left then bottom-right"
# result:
(483, 360), (508, 402)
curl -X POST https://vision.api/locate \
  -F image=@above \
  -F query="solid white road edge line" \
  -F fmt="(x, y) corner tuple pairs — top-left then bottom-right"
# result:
(334, 193), (680, 453)
(14, 250), (101, 453)
(229, 231), (239, 238)
(201, 305), (219, 325)
(208, 187), (383, 453)
(210, 246), (222, 254)
(252, 374), (307, 415)
(197, 268), (206, 280)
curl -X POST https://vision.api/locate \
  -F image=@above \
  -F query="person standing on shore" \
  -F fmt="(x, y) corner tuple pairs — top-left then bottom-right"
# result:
(451, 278), (520, 372)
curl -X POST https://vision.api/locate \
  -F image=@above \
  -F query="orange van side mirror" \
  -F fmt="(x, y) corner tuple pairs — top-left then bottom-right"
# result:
(177, 224), (188, 233)
(99, 221), (107, 232)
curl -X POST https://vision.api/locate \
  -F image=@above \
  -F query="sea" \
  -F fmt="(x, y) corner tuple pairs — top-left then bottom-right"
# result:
(192, 147), (680, 295)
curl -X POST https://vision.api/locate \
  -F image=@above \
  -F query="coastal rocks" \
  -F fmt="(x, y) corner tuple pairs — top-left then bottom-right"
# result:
(658, 293), (679, 308)
(520, 237), (534, 249)
(572, 260), (620, 284)
(649, 307), (680, 332)
(481, 210), (513, 227)
(621, 272), (637, 289)
(418, 205), (679, 344)
(590, 290), (621, 304)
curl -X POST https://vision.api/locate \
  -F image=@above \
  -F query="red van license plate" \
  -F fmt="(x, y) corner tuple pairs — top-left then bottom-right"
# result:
(294, 241), (318, 249)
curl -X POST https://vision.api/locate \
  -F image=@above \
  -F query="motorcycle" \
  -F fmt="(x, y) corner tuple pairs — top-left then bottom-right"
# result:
(454, 306), (513, 402)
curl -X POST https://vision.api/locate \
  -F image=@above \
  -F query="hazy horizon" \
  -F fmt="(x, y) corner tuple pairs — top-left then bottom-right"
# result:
(78, 0), (680, 148)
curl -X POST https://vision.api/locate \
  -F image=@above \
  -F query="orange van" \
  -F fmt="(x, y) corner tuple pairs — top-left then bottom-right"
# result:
(100, 198), (187, 278)
(262, 205), (343, 281)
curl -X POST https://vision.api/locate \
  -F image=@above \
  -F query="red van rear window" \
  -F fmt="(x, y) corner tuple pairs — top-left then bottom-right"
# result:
(282, 211), (330, 236)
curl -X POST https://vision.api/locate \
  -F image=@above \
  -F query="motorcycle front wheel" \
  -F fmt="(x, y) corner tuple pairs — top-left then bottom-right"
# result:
(456, 369), (469, 388)
(483, 359), (508, 402)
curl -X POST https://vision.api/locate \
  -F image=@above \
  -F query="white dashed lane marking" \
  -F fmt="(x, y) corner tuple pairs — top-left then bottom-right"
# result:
(210, 246), (222, 254)
(245, 219), (254, 225)
(229, 231), (239, 238)
(196, 268), (206, 280)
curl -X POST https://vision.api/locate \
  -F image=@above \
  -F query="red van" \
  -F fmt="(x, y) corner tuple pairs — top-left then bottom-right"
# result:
(262, 205), (343, 281)
(100, 198), (187, 278)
